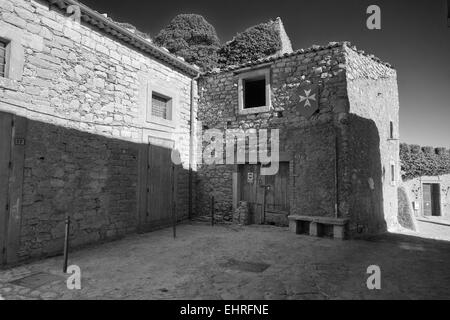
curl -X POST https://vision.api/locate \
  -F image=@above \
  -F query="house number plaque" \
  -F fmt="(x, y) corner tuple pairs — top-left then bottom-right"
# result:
(14, 138), (26, 146)
(247, 172), (254, 184)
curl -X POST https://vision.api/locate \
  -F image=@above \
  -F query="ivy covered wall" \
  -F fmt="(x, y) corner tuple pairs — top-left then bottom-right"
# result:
(400, 143), (450, 181)
(218, 21), (282, 67)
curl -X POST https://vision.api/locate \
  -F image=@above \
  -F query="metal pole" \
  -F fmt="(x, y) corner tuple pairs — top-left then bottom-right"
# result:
(63, 216), (70, 273)
(172, 164), (177, 239)
(211, 196), (215, 227)
(335, 133), (340, 219)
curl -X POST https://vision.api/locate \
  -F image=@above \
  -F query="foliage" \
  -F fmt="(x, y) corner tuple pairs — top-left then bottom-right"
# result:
(397, 186), (416, 230)
(400, 143), (450, 180)
(154, 14), (221, 70)
(218, 21), (282, 67)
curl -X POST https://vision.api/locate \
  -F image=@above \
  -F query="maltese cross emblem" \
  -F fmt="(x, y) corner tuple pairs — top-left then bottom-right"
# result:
(296, 85), (319, 118)
(299, 89), (317, 108)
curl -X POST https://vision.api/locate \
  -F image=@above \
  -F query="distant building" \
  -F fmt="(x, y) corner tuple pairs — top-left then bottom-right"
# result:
(399, 145), (450, 233)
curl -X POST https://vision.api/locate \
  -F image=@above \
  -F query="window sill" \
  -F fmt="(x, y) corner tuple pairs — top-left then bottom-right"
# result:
(238, 105), (272, 115)
(0, 77), (19, 91)
(147, 117), (176, 129)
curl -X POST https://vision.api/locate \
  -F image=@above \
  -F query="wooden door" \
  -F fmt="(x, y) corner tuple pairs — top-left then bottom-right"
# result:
(240, 164), (265, 224)
(0, 112), (12, 265)
(423, 184), (433, 217)
(146, 145), (175, 228)
(423, 183), (441, 217)
(240, 163), (290, 225)
(264, 162), (290, 226)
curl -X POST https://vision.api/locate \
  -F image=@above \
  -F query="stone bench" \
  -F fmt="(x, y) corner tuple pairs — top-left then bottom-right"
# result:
(288, 215), (349, 240)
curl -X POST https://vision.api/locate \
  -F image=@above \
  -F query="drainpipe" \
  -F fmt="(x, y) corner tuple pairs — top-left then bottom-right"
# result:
(189, 73), (201, 220)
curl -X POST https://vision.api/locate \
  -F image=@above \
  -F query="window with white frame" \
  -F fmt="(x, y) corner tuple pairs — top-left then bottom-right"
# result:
(0, 39), (7, 78)
(151, 93), (172, 121)
(144, 80), (177, 128)
(238, 68), (271, 115)
(0, 27), (25, 83)
(390, 162), (396, 186)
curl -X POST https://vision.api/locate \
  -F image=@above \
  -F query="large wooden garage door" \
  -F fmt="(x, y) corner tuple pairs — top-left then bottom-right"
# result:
(146, 144), (175, 228)
(0, 112), (12, 265)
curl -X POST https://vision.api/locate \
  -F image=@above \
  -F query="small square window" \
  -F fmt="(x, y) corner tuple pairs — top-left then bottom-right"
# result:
(238, 68), (271, 115)
(0, 40), (7, 78)
(151, 93), (172, 121)
(244, 77), (266, 109)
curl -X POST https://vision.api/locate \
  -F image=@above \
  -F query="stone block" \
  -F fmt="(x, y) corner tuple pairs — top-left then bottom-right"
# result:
(309, 222), (319, 237)
(0, 0), (14, 11)
(289, 219), (298, 234)
(233, 201), (250, 225)
(333, 225), (346, 240)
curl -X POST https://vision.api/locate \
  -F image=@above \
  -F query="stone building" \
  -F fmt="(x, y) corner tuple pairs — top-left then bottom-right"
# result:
(402, 174), (450, 220)
(0, 0), (401, 266)
(0, 0), (200, 265)
(196, 42), (401, 238)
(399, 145), (450, 232)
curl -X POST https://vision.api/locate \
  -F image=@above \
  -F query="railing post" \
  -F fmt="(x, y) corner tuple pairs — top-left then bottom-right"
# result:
(211, 196), (215, 227)
(63, 216), (70, 273)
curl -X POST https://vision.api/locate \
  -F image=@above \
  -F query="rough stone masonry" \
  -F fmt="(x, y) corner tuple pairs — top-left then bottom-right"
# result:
(1, 0), (401, 265)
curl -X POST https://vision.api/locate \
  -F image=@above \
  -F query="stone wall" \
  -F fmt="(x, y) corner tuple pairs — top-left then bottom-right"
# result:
(0, 0), (195, 154)
(286, 122), (338, 219)
(342, 115), (386, 234)
(19, 119), (139, 260)
(400, 144), (450, 181)
(197, 42), (349, 221)
(0, 0), (198, 263)
(344, 45), (401, 232)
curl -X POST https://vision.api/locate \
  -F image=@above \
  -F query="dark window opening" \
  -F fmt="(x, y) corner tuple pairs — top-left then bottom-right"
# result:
(152, 93), (171, 120)
(390, 121), (394, 139)
(391, 164), (396, 183)
(244, 77), (266, 109)
(0, 40), (7, 78)
(447, 0), (450, 27)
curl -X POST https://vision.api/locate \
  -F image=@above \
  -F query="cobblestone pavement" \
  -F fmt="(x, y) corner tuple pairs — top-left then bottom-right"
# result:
(1, 223), (450, 300)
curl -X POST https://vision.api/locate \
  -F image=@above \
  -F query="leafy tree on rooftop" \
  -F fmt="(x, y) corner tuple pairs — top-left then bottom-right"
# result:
(154, 14), (221, 71)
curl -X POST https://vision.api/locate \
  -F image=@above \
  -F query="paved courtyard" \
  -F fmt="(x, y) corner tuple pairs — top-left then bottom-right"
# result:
(1, 223), (450, 300)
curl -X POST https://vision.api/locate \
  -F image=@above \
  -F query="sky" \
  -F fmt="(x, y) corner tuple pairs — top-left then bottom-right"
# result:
(81, 0), (450, 148)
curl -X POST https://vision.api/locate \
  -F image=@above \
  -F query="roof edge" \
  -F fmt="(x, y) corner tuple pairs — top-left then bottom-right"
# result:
(44, 0), (200, 77)
(202, 41), (394, 76)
